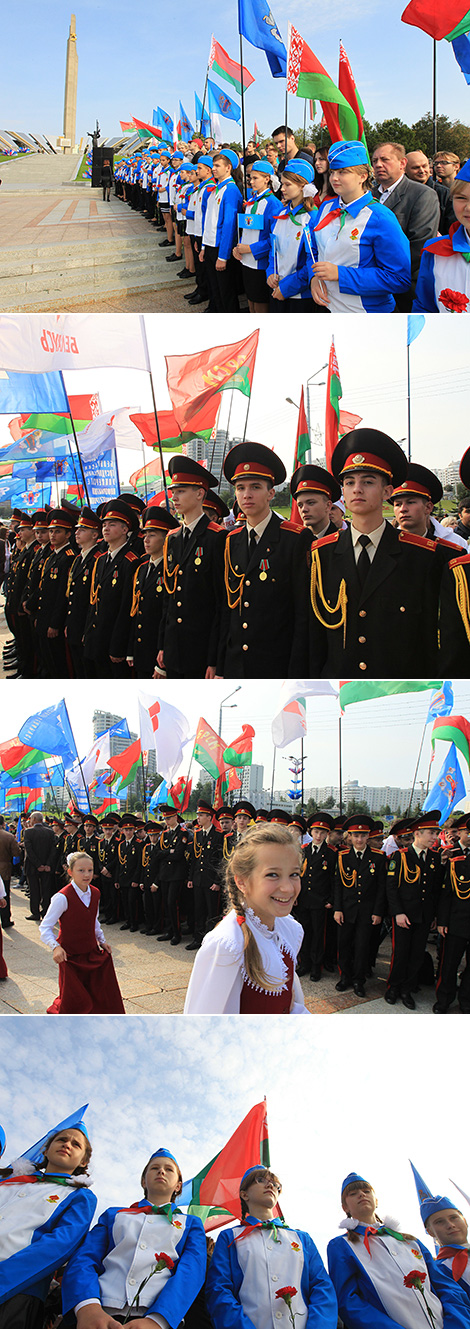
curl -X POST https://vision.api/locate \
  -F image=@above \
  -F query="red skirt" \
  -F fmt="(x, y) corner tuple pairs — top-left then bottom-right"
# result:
(47, 947), (125, 1014)
(0, 925), (7, 980)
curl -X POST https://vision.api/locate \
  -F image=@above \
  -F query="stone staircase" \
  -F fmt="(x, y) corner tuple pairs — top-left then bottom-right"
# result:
(0, 234), (180, 310)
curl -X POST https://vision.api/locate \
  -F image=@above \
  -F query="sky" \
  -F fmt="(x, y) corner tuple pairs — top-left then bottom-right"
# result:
(0, 1014), (468, 1262)
(2, 1), (470, 145)
(2, 679), (470, 799)
(1, 313), (469, 485)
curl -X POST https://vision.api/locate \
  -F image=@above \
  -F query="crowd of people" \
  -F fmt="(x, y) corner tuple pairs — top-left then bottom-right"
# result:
(0, 1107), (469, 1329)
(1, 794), (470, 1015)
(3, 434), (470, 681)
(113, 129), (469, 314)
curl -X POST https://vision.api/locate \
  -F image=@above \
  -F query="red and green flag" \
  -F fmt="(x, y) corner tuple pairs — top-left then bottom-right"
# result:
(401, 0), (470, 40)
(214, 766), (243, 808)
(180, 1099), (273, 1230)
(253, 121), (260, 144)
(94, 795), (121, 816)
(431, 716), (470, 770)
(339, 410), (362, 437)
(133, 116), (162, 140)
(193, 719), (227, 780)
(108, 738), (142, 791)
(339, 680), (442, 711)
(325, 339), (342, 472)
(338, 41), (369, 157)
(209, 36), (255, 95)
(222, 724), (255, 768)
(0, 739), (50, 778)
(24, 788), (44, 815)
(290, 387), (310, 523)
(286, 24), (354, 142)
(168, 776), (192, 812)
(130, 404), (219, 452)
(166, 330), (259, 432)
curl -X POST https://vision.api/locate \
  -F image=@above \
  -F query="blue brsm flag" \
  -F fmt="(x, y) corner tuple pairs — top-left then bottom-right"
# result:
(0, 370), (68, 413)
(179, 101), (194, 142)
(452, 33), (470, 83)
(407, 314), (425, 345)
(150, 779), (169, 810)
(18, 701), (79, 770)
(1, 431), (70, 463)
(195, 92), (211, 136)
(207, 78), (241, 123)
(426, 680), (454, 723)
(423, 742), (466, 824)
(238, 0), (287, 77)
(153, 106), (174, 142)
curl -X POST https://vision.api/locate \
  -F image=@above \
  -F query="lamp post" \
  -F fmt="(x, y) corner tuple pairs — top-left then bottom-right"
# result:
(216, 685), (242, 803)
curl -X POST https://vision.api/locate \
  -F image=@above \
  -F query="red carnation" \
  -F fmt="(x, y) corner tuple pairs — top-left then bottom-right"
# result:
(438, 288), (469, 313)
(404, 1270), (425, 1289)
(154, 1252), (175, 1271)
(275, 1287), (299, 1328)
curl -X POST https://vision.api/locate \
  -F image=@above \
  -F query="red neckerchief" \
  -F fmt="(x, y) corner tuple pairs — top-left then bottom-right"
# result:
(436, 1247), (469, 1280)
(0, 1174), (71, 1188)
(423, 221), (463, 257)
(115, 1201), (175, 1221)
(313, 204), (343, 232)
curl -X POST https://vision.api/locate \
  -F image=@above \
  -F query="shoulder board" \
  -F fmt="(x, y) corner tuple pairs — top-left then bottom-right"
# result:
(228, 523), (245, 536)
(398, 530), (437, 550)
(314, 532), (341, 550)
(125, 551), (138, 562)
(207, 521), (221, 532)
(449, 552), (470, 570)
(93, 549), (102, 561)
(168, 526), (182, 538)
(280, 518), (303, 533)
(65, 547), (75, 558)
(338, 847), (350, 857)
(452, 854), (466, 862)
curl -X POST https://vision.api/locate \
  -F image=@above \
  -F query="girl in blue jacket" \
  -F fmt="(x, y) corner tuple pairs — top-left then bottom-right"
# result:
(232, 160), (279, 312)
(201, 148), (243, 312)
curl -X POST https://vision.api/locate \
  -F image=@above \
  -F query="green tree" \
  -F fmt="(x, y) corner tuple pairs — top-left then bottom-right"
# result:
(346, 797), (370, 815)
(304, 796), (318, 816)
(186, 778), (213, 817)
(320, 794), (335, 809)
(368, 118), (412, 154)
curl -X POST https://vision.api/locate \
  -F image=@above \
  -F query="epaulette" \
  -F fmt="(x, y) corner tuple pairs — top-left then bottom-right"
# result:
(338, 847), (349, 856)
(125, 550), (138, 562)
(280, 518), (303, 532)
(449, 552), (470, 569)
(168, 526), (182, 538)
(228, 523), (246, 535)
(207, 521), (221, 532)
(314, 532), (340, 549)
(452, 854), (466, 862)
(65, 547), (75, 558)
(398, 530), (437, 550)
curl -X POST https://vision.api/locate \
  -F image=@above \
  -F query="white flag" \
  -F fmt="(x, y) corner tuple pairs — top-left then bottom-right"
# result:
(272, 679), (338, 749)
(0, 314), (150, 373)
(76, 408), (142, 462)
(138, 691), (190, 783)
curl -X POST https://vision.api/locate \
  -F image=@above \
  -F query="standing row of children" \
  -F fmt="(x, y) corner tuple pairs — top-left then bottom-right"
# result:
(1, 1106), (469, 1329)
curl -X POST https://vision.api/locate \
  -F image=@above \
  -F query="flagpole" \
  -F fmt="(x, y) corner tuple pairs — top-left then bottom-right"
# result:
(407, 718), (428, 814)
(270, 745), (276, 811)
(140, 748), (148, 819)
(141, 437), (149, 503)
(407, 339), (412, 462)
(242, 390), (251, 442)
(200, 62), (210, 134)
(140, 317), (170, 511)
(63, 699), (92, 813)
(303, 99), (307, 146)
(338, 713), (343, 813)
(432, 38), (437, 155)
(239, 33), (248, 200)
(59, 372), (91, 506)
(65, 436), (83, 501)
(216, 392), (234, 490)
(301, 735), (304, 805)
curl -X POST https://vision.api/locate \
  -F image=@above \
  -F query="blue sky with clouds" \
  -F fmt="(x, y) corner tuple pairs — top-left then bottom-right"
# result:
(0, 1015), (468, 1261)
(2, 1), (469, 144)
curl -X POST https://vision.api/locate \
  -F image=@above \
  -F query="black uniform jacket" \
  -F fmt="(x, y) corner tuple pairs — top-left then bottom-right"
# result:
(129, 556), (167, 677)
(23, 544), (51, 616)
(153, 826), (190, 882)
(334, 846), (386, 922)
(66, 548), (101, 647)
(37, 544), (77, 631)
(386, 846), (443, 925)
(308, 522), (453, 678)
(217, 513), (310, 678)
(438, 852), (470, 939)
(188, 827), (225, 888)
(298, 842), (336, 910)
(160, 516), (225, 678)
(84, 543), (139, 662)
(439, 552), (470, 678)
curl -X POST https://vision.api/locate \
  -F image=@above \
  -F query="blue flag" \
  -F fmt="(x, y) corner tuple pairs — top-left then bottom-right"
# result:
(426, 681), (454, 724)
(423, 742), (466, 824)
(452, 33), (470, 83)
(195, 92), (211, 136)
(150, 779), (169, 810)
(0, 371), (68, 414)
(153, 106), (174, 142)
(18, 700), (79, 770)
(238, 0), (287, 77)
(407, 314), (425, 345)
(179, 101), (194, 142)
(207, 78), (241, 123)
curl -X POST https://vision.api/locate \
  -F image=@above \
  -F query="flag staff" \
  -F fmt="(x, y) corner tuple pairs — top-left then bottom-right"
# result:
(59, 372), (91, 506)
(200, 60), (210, 135)
(407, 337), (412, 461)
(338, 712), (343, 813)
(270, 745), (276, 811)
(63, 698), (92, 813)
(432, 39), (438, 154)
(303, 99), (307, 145)
(140, 747), (148, 819)
(140, 316), (170, 511)
(407, 717), (428, 813)
(239, 33), (248, 199)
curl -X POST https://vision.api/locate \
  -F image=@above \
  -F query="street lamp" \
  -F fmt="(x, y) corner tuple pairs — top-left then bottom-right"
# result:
(218, 685), (242, 737)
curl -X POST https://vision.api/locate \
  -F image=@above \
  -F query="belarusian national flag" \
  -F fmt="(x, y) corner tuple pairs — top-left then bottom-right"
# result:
(193, 718), (227, 780)
(209, 36), (255, 95)
(166, 330), (259, 432)
(179, 1100), (273, 1230)
(339, 410), (362, 437)
(431, 716), (470, 769)
(401, 0), (470, 40)
(214, 766), (243, 807)
(338, 41), (368, 155)
(94, 796), (121, 816)
(222, 725), (255, 767)
(168, 776), (192, 812)
(0, 739), (51, 778)
(286, 24), (353, 141)
(24, 788), (43, 815)
(325, 339), (342, 471)
(108, 738), (142, 791)
(339, 680), (442, 710)
(21, 393), (101, 434)
(130, 403), (219, 451)
(290, 387), (310, 523)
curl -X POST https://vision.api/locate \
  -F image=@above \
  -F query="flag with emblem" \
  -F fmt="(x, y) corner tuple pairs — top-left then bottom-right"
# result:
(238, 0), (287, 77)
(325, 338), (342, 471)
(338, 41), (368, 152)
(423, 742), (466, 822)
(166, 330), (259, 432)
(206, 79), (241, 123)
(287, 24), (353, 141)
(193, 718), (227, 780)
(431, 715), (470, 770)
(179, 1099), (275, 1230)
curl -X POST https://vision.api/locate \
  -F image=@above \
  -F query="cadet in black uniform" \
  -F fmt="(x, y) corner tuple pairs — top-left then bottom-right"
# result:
(290, 465), (342, 539)
(186, 800), (225, 950)
(157, 456), (225, 679)
(296, 813), (337, 981)
(96, 813), (120, 923)
(139, 821), (164, 935)
(35, 509), (77, 677)
(83, 498), (140, 678)
(217, 442), (310, 678)
(21, 509), (52, 674)
(154, 805), (190, 945)
(65, 508), (101, 677)
(439, 445), (470, 677)
(308, 429), (453, 677)
(385, 809), (443, 1010)
(5, 514), (38, 677)
(435, 813), (470, 1013)
(82, 814), (102, 885)
(334, 814), (386, 997)
(128, 504), (178, 678)
(115, 813), (141, 931)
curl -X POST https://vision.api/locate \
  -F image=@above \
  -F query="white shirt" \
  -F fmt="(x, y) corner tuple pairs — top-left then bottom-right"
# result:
(350, 521), (386, 564)
(39, 882), (106, 950)
(0, 875), (6, 901)
(341, 1220), (443, 1329)
(246, 511), (273, 544)
(377, 175), (404, 204)
(184, 908), (307, 1015)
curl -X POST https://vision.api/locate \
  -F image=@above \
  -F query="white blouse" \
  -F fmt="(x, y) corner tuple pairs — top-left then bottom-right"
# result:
(184, 907), (308, 1014)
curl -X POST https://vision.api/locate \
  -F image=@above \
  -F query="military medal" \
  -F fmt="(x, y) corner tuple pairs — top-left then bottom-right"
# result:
(194, 546), (203, 565)
(259, 558), (269, 581)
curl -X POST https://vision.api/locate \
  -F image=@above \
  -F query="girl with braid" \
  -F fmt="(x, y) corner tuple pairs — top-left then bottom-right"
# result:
(184, 825), (308, 1014)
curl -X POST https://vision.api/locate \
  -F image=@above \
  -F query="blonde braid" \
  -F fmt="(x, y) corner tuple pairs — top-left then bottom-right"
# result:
(223, 825), (301, 992)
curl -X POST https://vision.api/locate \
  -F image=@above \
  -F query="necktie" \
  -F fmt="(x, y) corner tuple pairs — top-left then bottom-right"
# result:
(183, 527), (190, 547)
(248, 528), (257, 556)
(357, 533), (372, 588)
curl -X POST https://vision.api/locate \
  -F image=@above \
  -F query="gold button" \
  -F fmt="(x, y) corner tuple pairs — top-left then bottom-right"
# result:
(137, 637), (141, 642)
(177, 601), (181, 606)
(358, 636), (366, 643)
(400, 606), (405, 612)
(177, 617), (182, 623)
(242, 644), (248, 651)
(359, 662), (367, 671)
(359, 610), (366, 618)
(244, 601), (249, 607)
(242, 622), (248, 629)
(246, 579), (251, 586)
(177, 585), (181, 591)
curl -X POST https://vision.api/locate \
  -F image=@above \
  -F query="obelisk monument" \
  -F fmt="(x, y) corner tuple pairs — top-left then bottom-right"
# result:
(63, 14), (78, 152)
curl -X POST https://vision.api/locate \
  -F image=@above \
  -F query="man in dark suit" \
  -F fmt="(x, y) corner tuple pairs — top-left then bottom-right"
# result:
(83, 498), (139, 678)
(333, 814), (386, 997)
(371, 141), (439, 310)
(405, 150), (454, 235)
(308, 428), (453, 678)
(23, 811), (57, 920)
